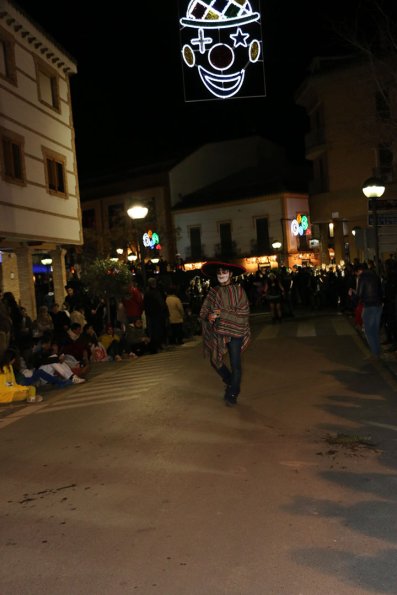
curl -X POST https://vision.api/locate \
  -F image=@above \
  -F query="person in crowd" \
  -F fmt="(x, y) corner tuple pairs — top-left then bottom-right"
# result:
(122, 280), (144, 323)
(2, 291), (22, 345)
(30, 333), (84, 380)
(50, 303), (70, 343)
(0, 297), (12, 360)
(264, 272), (285, 323)
(98, 323), (123, 361)
(90, 297), (107, 336)
(64, 285), (79, 313)
(144, 277), (168, 354)
(0, 348), (43, 403)
(32, 305), (54, 339)
(122, 318), (150, 357)
(355, 262), (384, 358)
(199, 260), (250, 407)
(70, 303), (87, 329)
(166, 286), (185, 345)
(8, 347), (76, 389)
(62, 322), (90, 365)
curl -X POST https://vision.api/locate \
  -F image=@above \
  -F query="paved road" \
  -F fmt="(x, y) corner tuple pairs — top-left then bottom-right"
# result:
(1, 312), (397, 594)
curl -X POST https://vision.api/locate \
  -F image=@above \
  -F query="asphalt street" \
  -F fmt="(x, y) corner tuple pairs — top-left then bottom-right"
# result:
(1, 311), (397, 595)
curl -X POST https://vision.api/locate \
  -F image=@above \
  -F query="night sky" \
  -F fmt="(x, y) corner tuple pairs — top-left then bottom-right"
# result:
(12, 0), (379, 178)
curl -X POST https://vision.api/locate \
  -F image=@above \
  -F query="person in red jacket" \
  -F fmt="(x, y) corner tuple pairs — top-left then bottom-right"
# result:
(122, 281), (144, 323)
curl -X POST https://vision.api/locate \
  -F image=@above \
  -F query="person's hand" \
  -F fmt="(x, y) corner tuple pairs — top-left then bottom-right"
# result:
(208, 309), (220, 323)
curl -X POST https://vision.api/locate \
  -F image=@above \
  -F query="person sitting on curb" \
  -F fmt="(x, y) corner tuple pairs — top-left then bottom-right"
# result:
(9, 348), (75, 389)
(0, 349), (43, 404)
(62, 323), (90, 367)
(99, 324), (124, 361)
(121, 318), (150, 357)
(31, 337), (86, 383)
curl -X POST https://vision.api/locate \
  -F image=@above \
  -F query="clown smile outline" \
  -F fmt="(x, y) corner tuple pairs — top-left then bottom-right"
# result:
(198, 65), (245, 99)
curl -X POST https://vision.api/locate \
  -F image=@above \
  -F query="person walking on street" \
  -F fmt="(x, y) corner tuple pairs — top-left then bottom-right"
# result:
(200, 261), (250, 407)
(355, 263), (383, 359)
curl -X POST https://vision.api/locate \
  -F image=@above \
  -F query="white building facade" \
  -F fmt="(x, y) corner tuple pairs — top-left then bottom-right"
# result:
(0, 0), (81, 316)
(170, 137), (314, 272)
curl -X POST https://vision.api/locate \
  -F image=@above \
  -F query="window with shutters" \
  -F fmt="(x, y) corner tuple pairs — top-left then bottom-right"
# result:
(35, 57), (60, 112)
(0, 27), (16, 85)
(0, 128), (26, 185)
(42, 147), (67, 197)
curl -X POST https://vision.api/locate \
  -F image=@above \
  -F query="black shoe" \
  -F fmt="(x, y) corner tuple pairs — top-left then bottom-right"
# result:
(225, 394), (238, 407)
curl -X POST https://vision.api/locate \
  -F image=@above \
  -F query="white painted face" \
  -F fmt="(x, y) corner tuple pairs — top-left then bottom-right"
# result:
(217, 268), (232, 284)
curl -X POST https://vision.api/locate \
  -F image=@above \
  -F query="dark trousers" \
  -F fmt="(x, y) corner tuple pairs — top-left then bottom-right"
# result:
(169, 323), (183, 345)
(212, 336), (243, 397)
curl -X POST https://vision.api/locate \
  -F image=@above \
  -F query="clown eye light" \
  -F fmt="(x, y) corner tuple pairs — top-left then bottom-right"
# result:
(208, 43), (234, 71)
(249, 39), (261, 62)
(182, 44), (195, 67)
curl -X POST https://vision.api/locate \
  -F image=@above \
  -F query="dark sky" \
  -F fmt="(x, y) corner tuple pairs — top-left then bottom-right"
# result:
(13, 0), (368, 178)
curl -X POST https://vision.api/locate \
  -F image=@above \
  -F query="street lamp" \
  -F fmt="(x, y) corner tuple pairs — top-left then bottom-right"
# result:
(362, 176), (385, 270)
(126, 203), (149, 288)
(272, 241), (282, 267)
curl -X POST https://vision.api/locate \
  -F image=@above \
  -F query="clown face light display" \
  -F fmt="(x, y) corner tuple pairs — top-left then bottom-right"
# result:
(179, 0), (265, 101)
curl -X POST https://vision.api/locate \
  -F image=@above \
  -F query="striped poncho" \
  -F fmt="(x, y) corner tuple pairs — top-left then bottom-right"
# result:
(200, 284), (250, 368)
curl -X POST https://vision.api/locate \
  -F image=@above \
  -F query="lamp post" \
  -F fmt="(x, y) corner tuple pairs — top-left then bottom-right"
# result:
(126, 203), (148, 289)
(362, 177), (385, 270)
(272, 241), (282, 267)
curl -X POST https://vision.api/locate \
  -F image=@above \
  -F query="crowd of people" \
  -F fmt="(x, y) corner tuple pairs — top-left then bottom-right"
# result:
(1, 256), (396, 405)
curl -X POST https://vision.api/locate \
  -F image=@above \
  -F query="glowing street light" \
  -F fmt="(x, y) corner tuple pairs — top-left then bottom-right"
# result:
(126, 203), (148, 288)
(362, 177), (385, 270)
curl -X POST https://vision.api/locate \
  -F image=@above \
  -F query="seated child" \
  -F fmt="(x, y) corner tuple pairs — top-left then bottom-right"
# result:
(0, 348), (43, 404)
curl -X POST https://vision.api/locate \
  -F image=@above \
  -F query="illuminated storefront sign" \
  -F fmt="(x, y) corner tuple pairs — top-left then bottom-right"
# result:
(179, 0), (265, 101)
(143, 230), (161, 251)
(291, 214), (310, 237)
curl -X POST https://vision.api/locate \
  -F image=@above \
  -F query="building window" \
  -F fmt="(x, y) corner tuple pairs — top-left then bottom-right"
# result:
(82, 208), (96, 230)
(35, 58), (60, 111)
(108, 204), (124, 229)
(42, 148), (67, 197)
(256, 217), (269, 252)
(377, 143), (393, 180)
(0, 128), (26, 185)
(219, 222), (233, 256)
(0, 27), (16, 84)
(189, 226), (201, 259)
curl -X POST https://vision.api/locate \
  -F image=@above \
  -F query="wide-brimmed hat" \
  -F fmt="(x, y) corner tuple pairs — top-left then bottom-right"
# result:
(201, 260), (246, 277)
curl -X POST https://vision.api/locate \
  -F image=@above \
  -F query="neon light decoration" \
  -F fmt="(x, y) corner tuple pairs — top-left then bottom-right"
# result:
(179, 0), (265, 101)
(143, 230), (161, 251)
(291, 214), (310, 237)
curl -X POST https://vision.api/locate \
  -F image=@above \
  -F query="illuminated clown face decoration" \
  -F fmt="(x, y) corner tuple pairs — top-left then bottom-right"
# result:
(180, 0), (264, 100)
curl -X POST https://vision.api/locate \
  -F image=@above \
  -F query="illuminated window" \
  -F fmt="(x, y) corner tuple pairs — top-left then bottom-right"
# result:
(0, 27), (16, 84)
(35, 58), (60, 111)
(42, 147), (67, 197)
(0, 128), (26, 185)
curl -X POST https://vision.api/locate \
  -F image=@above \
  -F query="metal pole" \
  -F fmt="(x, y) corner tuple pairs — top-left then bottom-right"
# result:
(373, 199), (380, 272)
(138, 232), (147, 290)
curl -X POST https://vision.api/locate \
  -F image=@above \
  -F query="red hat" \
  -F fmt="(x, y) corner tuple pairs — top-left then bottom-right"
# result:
(201, 260), (246, 277)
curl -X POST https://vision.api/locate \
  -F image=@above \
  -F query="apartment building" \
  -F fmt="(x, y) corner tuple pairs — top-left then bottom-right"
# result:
(79, 162), (177, 267)
(296, 55), (397, 265)
(0, 0), (81, 316)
